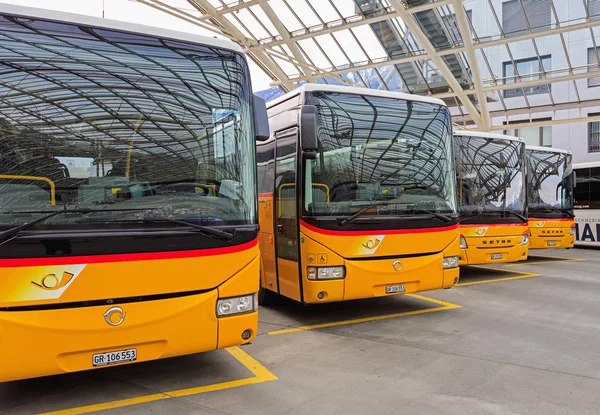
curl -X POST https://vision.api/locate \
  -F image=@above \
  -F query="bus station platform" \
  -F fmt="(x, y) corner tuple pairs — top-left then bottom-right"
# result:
(1, 248), (599, 415)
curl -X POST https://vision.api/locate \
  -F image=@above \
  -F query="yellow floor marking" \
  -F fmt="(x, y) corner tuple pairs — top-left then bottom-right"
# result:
(267, 293), (461, 335)
(506, 256), (586, 266)
(38, 347), (277, 415)
(456, 265), (540, 286)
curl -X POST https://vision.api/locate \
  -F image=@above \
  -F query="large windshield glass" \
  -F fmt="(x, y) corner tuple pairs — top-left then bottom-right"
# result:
(527, 149), (574, 213)
(0, 13), (255, 229)
(454, 135), (525, 215)
(303, 91), (456, 217)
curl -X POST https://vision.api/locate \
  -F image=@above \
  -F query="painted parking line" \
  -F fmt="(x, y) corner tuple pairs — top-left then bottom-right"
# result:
(268, 293), (462, 336)
(39, 347), (277, 415)
(456, 265), (540, 286)
(506, 256), (586, 266)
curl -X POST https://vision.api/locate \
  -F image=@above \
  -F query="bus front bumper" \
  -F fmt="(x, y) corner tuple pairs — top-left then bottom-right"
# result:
(459, 241), (529, 266)
(0, 261), (259, 382)
(302, 251), (459, 303)
(529, 231), (575, 249)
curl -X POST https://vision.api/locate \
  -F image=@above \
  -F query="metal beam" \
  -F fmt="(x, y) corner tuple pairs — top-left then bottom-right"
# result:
(250, 0), (453, 50)
(258, 1), (315, 82)
(385, 0), (483, 127)
(489, 115), (600, 131)
(453, 0), (490, 131)
(453, 99), (600, 123)
(433, 66), (600, 99)
(269, 18), (600, 86)
(186, 0), (295, 90)
(196, 0), (261, 20)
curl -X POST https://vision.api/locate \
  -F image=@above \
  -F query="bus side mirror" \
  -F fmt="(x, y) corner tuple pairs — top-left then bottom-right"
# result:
(573, 171), (577, 188)
(253, 95), (270, 142)
(301, 105), (318, 158)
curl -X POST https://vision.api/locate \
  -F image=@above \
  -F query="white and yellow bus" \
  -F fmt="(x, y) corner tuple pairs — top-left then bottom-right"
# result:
(0, 4), (269, 382)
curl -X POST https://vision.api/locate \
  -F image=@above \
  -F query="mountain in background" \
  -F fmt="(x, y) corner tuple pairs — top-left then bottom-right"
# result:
(254, 66), (403, 102)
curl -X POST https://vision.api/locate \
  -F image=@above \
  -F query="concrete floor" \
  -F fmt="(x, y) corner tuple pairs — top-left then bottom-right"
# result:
(1, 249), (599, 415)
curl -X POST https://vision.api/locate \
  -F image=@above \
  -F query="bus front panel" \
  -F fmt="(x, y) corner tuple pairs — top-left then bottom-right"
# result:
(0, 245), (259, 382)
(459, 224), (529, 265)
(528, 218), (575, 249)
(299, 222), (459, 303)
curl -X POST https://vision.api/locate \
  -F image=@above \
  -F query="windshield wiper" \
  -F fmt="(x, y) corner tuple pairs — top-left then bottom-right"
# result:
(405, 209), (454, 223)
(532, 207), (574, 218)
(337, 202), (381, 227)
(0, 207), (150, 246)
(142, 217), (234, 241)
(461, 208), (527, 223)
(501, 210), (528, 222)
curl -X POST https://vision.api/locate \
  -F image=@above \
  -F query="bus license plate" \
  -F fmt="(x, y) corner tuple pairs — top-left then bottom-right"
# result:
(491, 253), (503, 260)
(93, 348), (137, 367)
(386, 284), (406, 294)
(548, 241), (557, 246)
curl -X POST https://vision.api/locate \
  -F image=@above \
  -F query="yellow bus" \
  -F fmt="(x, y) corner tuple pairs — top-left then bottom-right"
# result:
(526, 145), (575, 249)
(257, 84), (460, 305)
(0, 5), (269, 382)
(453, 131), (529, 265)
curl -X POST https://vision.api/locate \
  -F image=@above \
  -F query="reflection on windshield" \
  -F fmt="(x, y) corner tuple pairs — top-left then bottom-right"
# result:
(0, 13), (255, 228)
(302, 92), (456, 217)
(454, 135), (525, 214)
(527, 149), (573, 212)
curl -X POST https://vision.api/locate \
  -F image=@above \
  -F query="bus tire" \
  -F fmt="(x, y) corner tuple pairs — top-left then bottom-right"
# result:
(258, 285), (278, 306)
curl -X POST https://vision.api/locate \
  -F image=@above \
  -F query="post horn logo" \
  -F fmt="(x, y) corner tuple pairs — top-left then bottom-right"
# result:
(392, 260), (402, 271)
(537, 221), (546, 227)
(475, 227), (488, 236)
(103, 307), (126, 327)
(31, 272), (75, 291)
(362, 238), (381, 249)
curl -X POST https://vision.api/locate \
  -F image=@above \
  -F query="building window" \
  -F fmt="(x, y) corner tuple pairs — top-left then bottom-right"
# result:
(588, 48), (600, 87)
(589, 115), (600, 152)
(502, 0), (551, 36)
(442, 10), (473, 45)
(589, 0), (600, 20)
(505, 120), (552, 147)
(503, 56), (551, 98)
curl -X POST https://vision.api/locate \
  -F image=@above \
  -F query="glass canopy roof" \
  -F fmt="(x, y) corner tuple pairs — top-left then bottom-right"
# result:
(138, 0), (600, 131)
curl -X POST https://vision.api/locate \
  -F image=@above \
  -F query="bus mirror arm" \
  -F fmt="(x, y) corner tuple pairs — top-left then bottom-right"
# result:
(303, 150), (317, 160)
(253, 95), (270, 141)
(300, 105), (318, 152)
(573, 171), (577, 188)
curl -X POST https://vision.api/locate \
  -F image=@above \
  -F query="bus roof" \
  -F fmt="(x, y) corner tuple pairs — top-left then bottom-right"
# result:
(526, 145), (571, 155)
(0, 4), (244, 54)
(453, 129), (523, 143)
(267, 84), (447, 109)
(573, 161), (600, 169)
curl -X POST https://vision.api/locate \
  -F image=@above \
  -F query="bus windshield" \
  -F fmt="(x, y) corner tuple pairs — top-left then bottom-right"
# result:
(455, 135), (525, 216)
(0, 13), (255, 230)
(303, 91), (456, 218)
(527, 149), (574, 213)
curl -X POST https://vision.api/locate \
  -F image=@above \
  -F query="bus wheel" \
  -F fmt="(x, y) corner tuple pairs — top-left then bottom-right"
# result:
(258, 285), (278, 306)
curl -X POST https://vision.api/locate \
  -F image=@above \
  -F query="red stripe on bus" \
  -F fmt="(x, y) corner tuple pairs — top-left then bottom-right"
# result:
(460, 223), (528, 228)
(300, 220), (458, 236)
(0, 239), (258, 268)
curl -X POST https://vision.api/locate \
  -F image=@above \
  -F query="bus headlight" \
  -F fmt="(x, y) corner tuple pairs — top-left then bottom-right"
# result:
(307, 266), (345, 280)
(442, 256), (459, 269)
(216, 294), (256, 317)
(570, 224), (576, 235)
(521, 230), (530, 245)
(459, 235), (467, 249)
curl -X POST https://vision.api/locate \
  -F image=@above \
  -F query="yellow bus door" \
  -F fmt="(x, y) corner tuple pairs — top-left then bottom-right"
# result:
(274, 128), (301, 301)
